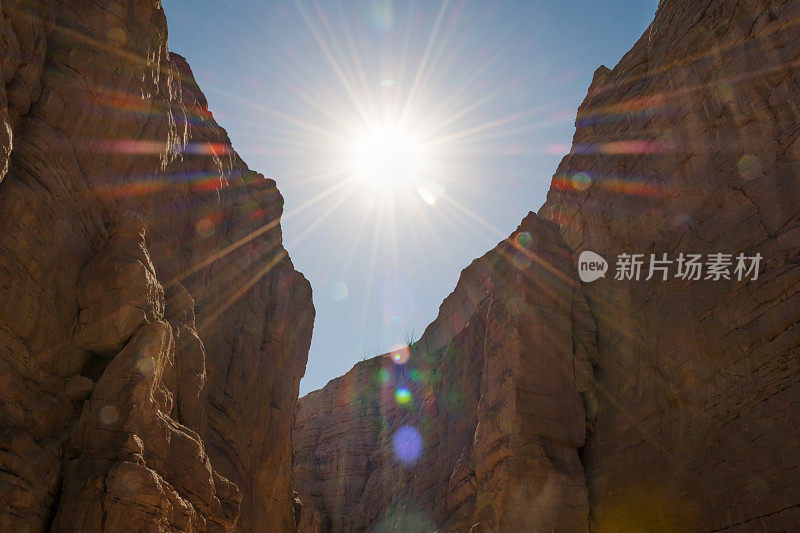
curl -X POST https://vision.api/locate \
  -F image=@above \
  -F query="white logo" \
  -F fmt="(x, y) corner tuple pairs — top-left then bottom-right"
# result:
(578, 251), (608, 283)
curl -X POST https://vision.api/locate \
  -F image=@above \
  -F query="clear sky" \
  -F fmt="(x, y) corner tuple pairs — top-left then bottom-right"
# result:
(162, 0), (659, 395)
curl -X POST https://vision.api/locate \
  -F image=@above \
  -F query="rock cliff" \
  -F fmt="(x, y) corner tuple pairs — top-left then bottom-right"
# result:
(0, 1), (313, 531)
(294, 0), (800, 530)
(295, 214), (596, 531)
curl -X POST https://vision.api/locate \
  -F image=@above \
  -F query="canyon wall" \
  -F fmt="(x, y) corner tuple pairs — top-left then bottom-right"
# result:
(294, 0), (800, 531)
(0, 1), (313, 531)
(295, 214), (597, 531)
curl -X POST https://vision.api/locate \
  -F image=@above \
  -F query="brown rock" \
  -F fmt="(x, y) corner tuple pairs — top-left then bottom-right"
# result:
(75, 213), (164, 356)
(64, 375), (94, 401)
(294, 214), (596, 531)
(537, 0), (800, 529)
(0, 1), (313, 531)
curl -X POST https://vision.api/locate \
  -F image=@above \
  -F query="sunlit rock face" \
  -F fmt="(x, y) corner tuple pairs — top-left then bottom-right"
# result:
(294, 0), (800, 530)
(0, 1), (313, 531)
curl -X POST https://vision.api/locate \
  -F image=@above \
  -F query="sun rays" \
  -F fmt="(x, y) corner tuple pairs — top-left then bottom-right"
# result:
(141, 1), (628, 353)
(71, 0), (800, 389)
(265, 0), (558, 276)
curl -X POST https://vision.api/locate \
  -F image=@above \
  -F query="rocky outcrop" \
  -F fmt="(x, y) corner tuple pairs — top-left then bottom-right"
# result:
(294, 0), (800, 530)
(52, 214), (242, 531)
(295, 214), (597, 531)
(0, 1), (313, 531)
(538, 0), (800, 529)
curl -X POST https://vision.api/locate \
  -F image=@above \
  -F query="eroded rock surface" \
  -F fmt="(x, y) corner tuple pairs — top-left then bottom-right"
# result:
(294, 0), (800, 531)
(0, 1), (313, 531)
(538, 0), (800, 529)
(295, 214), (597, 531)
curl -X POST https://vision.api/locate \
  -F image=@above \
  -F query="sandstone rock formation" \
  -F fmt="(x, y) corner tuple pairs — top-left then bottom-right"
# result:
(294, 0), (800, 530)
(295, 214), (596, 531)
(0, 1), (313, 531)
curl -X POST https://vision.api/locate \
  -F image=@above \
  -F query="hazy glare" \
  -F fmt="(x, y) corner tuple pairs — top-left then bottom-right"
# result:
(162, 0), (658, 395)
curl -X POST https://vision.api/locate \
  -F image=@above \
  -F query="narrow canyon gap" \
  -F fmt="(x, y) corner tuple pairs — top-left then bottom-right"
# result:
(293, 0), (800, 531)
(0, 0), (798, 532)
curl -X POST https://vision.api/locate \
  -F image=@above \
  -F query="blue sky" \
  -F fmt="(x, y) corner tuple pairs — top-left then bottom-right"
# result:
(162, 0), (659, 395)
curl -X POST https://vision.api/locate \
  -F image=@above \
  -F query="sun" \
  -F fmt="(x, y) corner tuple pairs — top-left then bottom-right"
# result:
(350, 122), (428, 194)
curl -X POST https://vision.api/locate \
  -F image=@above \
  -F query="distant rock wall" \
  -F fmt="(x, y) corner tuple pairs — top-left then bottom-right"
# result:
(295, 214), (596, 531)
(0, 1), (313, 531)
(294, 0), (800, 530)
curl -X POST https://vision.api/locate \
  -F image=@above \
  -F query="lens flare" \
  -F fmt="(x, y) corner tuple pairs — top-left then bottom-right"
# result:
(395, 387), (412, 405)
(392, 425), (422, 464)
(135, 356), (155, 378)
(572, 172), (592, 190)
(514, 231), (533, 249)
(329, 281), (348, 300)
(99, 405), (119, 426)
(737, 154), (761, 180)
(547, 143), (570, 155)
(119, 470), (142, 493)
(107, 27), (127, 45)
(196, 216), (216, 237)
(376, 367), (391, 385)
(389, 343), (410, 365)
(369, 0), (393, 32)
(513, 251), (532, 269)
(417, 181), (443, 206)
(417, 187), (436, 205)
(670, 212), (694, 232)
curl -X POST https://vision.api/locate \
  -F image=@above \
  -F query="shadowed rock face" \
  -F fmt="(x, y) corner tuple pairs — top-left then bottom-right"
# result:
(294, 215), (596, 532)
(539, 0), (800, 529)
(294, 0), (800, 531)
(0, 1), (313, 531)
